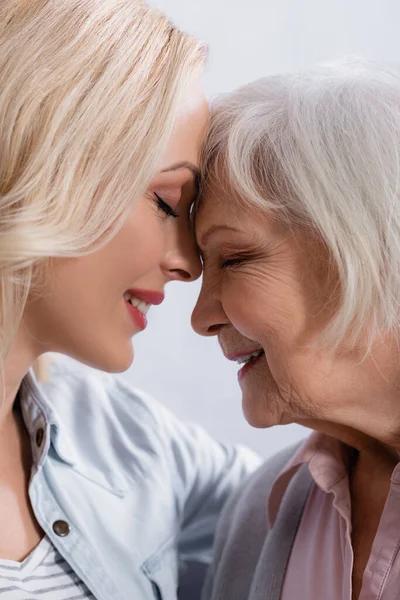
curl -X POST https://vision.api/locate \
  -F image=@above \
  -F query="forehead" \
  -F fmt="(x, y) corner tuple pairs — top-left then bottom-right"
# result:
(160, 88), (209, 170)
(196, 174), (250, 221)
(195, 178), (260, 243)
(194, 173), (293, 252)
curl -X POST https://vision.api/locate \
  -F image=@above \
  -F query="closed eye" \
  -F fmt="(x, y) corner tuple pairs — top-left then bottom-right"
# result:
(220, 256), (248, 269)
(155, 193), (179, 218)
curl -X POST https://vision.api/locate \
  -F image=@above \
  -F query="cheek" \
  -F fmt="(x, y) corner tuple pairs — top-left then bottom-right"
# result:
(221, 274), (300, 344)
(99, 212), (165, 278)
(221, 277), (250, 319)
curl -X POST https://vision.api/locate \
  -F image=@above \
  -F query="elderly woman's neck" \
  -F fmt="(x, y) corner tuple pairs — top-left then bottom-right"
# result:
(301, 418), (400, 467)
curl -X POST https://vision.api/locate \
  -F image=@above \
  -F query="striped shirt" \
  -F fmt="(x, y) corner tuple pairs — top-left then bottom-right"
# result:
(0, 536), (95, 599)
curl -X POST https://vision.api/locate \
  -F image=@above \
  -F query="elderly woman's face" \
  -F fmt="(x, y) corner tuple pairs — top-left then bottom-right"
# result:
(192, 181), (399, 436)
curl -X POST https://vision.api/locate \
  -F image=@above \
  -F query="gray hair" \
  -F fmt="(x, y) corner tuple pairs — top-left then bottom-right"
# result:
(201, 58), (400, 347)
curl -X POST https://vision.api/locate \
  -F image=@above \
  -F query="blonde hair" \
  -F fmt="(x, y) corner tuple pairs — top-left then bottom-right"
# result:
(201, 58), (400, 348)
(0, 0), (206, 365)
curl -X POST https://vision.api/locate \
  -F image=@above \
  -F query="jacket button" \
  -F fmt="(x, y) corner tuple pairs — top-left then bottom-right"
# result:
(35, 428), (44, 448)
(53, 520), (70, 537)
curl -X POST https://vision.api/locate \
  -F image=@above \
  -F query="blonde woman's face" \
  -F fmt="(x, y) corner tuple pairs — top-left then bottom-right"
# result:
(23, 87), (209, 372)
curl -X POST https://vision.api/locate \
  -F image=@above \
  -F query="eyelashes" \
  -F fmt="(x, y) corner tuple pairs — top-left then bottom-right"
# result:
(220, 255), (251, 269)
(220, 247), (266, 270)
(154, 193), (179, 219)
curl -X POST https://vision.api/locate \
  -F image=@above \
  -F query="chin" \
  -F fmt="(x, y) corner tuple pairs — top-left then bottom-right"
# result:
(242, 394), (285, 429)
(243, 402), (274, 429)
(68, 343), (134, 374)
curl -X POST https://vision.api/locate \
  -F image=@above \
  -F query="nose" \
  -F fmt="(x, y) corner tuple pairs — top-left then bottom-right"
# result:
(162, 221), (202, 283)
(191, 274), (229, 336)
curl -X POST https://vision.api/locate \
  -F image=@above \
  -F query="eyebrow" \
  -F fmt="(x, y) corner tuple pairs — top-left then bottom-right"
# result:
(199, 224), (242, 247)
(161, 161), (201, 179)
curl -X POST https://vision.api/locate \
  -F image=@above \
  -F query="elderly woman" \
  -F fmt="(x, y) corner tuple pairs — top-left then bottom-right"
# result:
(192, 59), (400, 600)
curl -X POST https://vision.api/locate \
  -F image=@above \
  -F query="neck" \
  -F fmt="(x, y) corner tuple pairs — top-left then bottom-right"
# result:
(0, 328), (38, 430)
(298, 420), (400, 475)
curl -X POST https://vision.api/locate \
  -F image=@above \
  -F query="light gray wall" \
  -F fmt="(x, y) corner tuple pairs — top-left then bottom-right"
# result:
(122, 0), (400, 458)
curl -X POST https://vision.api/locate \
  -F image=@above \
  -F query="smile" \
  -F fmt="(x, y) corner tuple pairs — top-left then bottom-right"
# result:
(237, 350), (265, 382)
(123, 292), (151, 315)
(224, 348), (266, 383)
(234, 349), (265, 365)
(225, 348), (265, 365)
(123, 288), (164, 331)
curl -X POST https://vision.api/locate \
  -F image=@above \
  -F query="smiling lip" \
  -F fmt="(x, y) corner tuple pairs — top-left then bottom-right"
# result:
(124, 288), (165, 331)
(225, 350), (263, 362)
(237, 353), (264, 382)
(126, 289), (165, 305)
(126, 302), (147, 331)
(224, 349), (265, 383)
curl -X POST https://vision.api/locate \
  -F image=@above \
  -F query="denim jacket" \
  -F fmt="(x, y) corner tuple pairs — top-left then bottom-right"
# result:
(19, 357), (259, 600)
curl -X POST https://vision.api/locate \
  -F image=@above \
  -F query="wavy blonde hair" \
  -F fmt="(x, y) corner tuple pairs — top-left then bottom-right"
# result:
(0, 0), (206, 368)
(201, 58), (400, 349)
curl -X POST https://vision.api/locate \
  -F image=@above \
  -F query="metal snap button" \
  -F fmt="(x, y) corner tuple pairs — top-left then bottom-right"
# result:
(35, 427), (44, 448)
(52, 520), (70, 537)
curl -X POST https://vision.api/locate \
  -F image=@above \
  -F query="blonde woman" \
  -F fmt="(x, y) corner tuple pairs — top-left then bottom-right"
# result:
(193, 59), (400, 600)
(0, 1), (259, 599)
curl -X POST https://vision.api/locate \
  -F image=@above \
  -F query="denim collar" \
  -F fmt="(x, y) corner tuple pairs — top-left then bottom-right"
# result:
(20, 369), (127, 497)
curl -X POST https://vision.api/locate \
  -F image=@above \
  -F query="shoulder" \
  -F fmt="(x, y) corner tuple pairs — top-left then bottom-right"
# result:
(42, 354), (169, 429)
(37, 356), (258, 489)
(37, 355), (183, 479)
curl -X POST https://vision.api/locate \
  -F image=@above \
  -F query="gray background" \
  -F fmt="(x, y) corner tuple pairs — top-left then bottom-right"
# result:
(122, 0), (400, 458)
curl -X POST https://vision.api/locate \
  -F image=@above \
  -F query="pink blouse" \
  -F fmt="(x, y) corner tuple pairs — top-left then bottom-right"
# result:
(268, 432), (400, 600)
